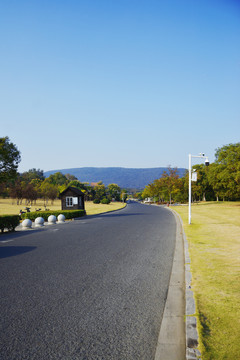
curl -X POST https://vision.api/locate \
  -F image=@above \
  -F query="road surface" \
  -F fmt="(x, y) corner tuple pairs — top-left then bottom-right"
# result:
(0, 201), (176, 360)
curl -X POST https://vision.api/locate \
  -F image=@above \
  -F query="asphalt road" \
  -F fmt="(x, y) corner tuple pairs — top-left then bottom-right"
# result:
(0, 201), (176, 360)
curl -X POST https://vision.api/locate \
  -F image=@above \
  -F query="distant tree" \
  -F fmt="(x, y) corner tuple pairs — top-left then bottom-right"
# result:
(107, 183), (121, 201)
(142, 183), (156, 200)
(161, 167), (182, 204)
(68, 180), (87, 191)
(133, 191), (143, 200)
(46, 172), (67, 186)
(142, 167), (185, 204)
(0, 181), (9, 198)
(9, 179), (24, 205)
(120, 190), (128, 202)
(85, 185), (95, 201)
(47, 184), (59, 205)
(39, 181), (58, 206)
(65, 173), (78, 181)
(22, 183), (38, 205)
(94, 183), (106, 201)
(0, 137), (21, 183)
(21, 168), (45, 182)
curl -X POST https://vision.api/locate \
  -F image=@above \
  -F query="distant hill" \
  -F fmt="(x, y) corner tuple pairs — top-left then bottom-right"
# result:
(44, 167), (187, 189)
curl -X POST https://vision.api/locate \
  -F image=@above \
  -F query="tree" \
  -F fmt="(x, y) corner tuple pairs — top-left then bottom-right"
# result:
(68, 180), (87, 191)
(21, 168), (45, 182)
(0, 137), (21, 183)
(107, 183), (121, 201)
(9, 179), (24, 205)
(142, 183), (155, 200)
(120, 190), (128, 202)
(142, 167), (186, 204)
(191, 164), (214, 201)
(161, 167), (182, 204)
(94, 182), (106, 201)
(214, 143), (240, 200)
(47, 172), (67, 186)
(40, 180), (58, 206)
(22, 183), (38, 205)
(65, 173), (78, 181)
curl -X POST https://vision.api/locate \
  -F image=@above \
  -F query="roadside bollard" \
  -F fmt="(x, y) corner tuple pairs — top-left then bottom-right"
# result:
(22, 219), (32, 229)
(57, 214), (65, 223)
(35, 217), (44, 227)
(48, 215), (57, 224)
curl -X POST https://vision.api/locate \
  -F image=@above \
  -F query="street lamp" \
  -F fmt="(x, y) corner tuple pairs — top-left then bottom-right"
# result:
(188, 153), (209, 224)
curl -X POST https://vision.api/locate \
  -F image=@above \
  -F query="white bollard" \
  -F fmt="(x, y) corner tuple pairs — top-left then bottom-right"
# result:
(48, 215), (57, 224)
(35, 217), (44, 227)
(22, 219), (32, 229)
(57, 214), (65, 223)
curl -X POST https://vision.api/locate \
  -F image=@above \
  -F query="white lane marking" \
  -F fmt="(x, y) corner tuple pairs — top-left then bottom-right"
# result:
(1, 239), (14, 243)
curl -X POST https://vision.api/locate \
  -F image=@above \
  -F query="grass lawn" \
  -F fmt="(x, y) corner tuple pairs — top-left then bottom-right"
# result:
(0, 198), (126, 216)
(172, 202), (240, 360)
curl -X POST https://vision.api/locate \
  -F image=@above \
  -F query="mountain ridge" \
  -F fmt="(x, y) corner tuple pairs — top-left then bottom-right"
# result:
(44, 167), (187, 189)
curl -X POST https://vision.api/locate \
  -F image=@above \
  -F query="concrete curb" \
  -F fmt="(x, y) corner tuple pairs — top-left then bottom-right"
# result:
(171, 209), (201, 360)
(154, 207), (185, 360)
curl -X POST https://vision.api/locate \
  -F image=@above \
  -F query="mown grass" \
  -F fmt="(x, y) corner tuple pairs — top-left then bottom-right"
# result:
(172, 202), (240, 359)
(85, 201), (126, 215)
(0, 198), (126, 216)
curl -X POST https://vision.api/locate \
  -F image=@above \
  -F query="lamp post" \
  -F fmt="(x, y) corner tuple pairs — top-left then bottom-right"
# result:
(188, 153), (209, 224)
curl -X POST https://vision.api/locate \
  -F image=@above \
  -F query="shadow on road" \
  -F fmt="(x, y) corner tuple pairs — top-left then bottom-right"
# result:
(85, 212), (149, 219)
(0, 246), (37, 259)
(0, 228), (44, 242)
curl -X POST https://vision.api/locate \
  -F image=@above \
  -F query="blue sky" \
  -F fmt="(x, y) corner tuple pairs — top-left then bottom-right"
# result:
(1, 0), (239, 172)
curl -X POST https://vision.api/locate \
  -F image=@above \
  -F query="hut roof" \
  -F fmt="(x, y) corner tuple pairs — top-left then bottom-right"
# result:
(60, 186), (84, 196)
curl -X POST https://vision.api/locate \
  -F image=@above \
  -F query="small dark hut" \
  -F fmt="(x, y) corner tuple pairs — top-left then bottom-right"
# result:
(60, 186), (85, 211)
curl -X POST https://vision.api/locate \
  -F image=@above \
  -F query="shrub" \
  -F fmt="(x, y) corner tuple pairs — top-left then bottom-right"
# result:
(101, 198), (111, 204)
(21, 210), (85, 221)
(0, 215), (20, 233)
(93, 199), (100, 204)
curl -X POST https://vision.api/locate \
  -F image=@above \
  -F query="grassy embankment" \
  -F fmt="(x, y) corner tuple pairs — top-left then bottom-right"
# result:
(0, 198), (126, 216)
(172, 202), (240, 360)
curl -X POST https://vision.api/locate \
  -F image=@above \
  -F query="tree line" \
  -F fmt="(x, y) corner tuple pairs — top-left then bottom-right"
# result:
(136, 143), (240, 203)
(1, 137), (239, 205)
(0, 137), (127, 206)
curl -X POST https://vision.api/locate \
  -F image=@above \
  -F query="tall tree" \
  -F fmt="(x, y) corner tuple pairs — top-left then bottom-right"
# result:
(214, 143), (240, 200)
(161, 167), (181, 204)
(0, 137), (21, 183)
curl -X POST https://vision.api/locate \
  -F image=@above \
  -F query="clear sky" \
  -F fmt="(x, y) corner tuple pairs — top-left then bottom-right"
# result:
(1, 0), (239, 172)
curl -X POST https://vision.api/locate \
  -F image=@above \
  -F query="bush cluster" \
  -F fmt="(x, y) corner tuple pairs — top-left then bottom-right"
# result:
(100, 198), (110, 204)
(0, 215), (20, 233)
(21, 209), (86, 221)
(93, 199), (100, 204)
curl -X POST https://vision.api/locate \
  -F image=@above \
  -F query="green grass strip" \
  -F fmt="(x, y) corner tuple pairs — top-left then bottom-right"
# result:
(172, 202), (240, 360)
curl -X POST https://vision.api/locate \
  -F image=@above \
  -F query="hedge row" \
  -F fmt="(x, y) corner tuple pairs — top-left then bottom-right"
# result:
(0, 215), (20, 233)
(21, 210), (86, 221)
